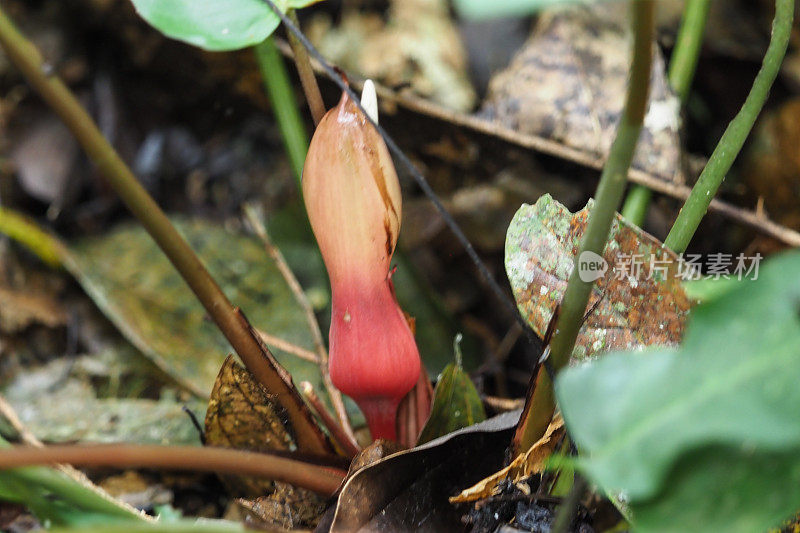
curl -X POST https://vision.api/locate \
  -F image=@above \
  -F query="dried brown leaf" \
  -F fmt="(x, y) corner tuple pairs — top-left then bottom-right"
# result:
(482, 4), (680, 182)
(506, 195), (695, 362)
(449, 415), (564, 504)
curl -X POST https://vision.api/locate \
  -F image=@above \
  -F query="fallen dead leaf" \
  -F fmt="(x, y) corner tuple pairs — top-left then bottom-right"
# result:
(505, 194), (695, 362)
(449, 415), (564, 504)
(482, 4), (681, 182)
(204, 356), (328, 528)
(0, 285), (67, 334)
(307, 0), (475, 112)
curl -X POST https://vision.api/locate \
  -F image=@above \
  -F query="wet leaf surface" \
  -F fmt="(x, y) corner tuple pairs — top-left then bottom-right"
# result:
(64, 219), (328, 400)
(482, 4), (680, 181)
(556, 251), (800, 532)
(505, 194), (694, 362)
(329, 411), (520, 532)
(2, 348), (205, 446)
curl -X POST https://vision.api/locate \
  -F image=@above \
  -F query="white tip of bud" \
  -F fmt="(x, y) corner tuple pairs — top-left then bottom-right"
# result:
(361, 79), (379, 124)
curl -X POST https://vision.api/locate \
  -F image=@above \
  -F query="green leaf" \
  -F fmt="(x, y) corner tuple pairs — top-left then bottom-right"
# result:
(130, 0), (320, 52)
(454, 0), (611, 19)
(1, 346), (205, 445)
(0, 436), (143, 526)
(417, 336), (486, 444)
(63, 219), (328, 404)
(555, 251), (800, 532)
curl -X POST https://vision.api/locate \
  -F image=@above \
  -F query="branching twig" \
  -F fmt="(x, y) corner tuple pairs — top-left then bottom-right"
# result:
(254, 328), (319, 363)
(244, 205), (356, 443)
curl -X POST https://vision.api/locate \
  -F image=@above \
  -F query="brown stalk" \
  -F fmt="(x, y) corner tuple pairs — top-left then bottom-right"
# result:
(0, 7), (331, 456)
(286, 9), (325, 125)
(0, 444), (346, 496)
(301, 381), (361, 458)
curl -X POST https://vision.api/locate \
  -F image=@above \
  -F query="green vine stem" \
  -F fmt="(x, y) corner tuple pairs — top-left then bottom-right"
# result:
(668, 0), (712, 104)
(0, 6), (331, 455)
(664, 0), (794, 253)
(514, 0), (655, 453)
(255, 36), (309, 185)
(621, 0), (712, 226)
(0, 444), (346, 495)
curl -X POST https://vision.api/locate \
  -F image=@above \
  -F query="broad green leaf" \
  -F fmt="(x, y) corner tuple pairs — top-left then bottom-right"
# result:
(555, 251), (800, 532)
(63, 219), (327, 403)
(417, 337), (486, 444)
(0, 435), (143, 526)
(130, 0), (320, 52)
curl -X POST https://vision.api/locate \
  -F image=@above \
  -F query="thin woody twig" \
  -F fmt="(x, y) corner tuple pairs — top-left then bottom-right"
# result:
(0, 394), (39, 446)
(255, 328), (319, 363)
(243, 205), (356, 443)
(301, 381), (360, 458)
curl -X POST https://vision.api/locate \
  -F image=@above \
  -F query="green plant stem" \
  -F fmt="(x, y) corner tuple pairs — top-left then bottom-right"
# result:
(0, 444), (346, 495)
(621, 0), (711, 226)
(0, 6), (331, 456)
(668, 0), (712, 104)
(620, 183), (652, 225)
(0, 205), (63, 267)
(515, 1), (655, 453)
(664, 0), (794, 253)
(285, 9), (325, 125)
(254, 36), (308, 185)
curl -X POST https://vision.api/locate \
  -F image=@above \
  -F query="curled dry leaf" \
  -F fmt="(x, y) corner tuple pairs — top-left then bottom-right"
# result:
(505, 195), (695, 362)
(482, 4), (681, 182)
(329, 411), (521, 532)
(449, 415), (564, 504)
(205, 356), (328, 528)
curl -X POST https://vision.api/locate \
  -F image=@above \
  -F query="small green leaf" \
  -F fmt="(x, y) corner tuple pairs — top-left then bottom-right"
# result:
(130, 0), (320, 52)
(555, 251), (800, 532)
(417, 335), (486, 444)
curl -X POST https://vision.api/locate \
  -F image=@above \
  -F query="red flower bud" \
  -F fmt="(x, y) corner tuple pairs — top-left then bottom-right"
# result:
(302, 84), (421, 440)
